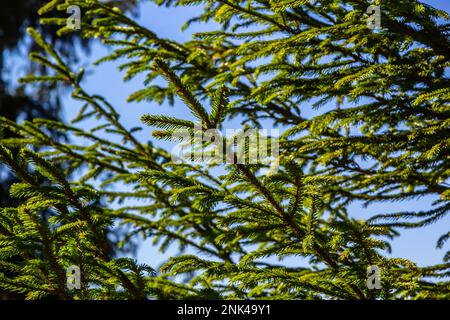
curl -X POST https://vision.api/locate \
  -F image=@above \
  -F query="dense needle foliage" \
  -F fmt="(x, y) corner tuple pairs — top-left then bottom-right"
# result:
(0, 0), (449, 299)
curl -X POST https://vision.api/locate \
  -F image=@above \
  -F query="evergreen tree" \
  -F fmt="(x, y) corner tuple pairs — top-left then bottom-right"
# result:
(0, 0), (139, 300)
(0, 0), (139, 206)
(0, 0), (448, 299)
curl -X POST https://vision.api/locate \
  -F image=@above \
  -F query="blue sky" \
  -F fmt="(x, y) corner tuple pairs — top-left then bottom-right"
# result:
(57, 1), (450, 269)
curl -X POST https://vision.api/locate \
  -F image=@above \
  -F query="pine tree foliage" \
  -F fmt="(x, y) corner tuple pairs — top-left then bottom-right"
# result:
(0, 0), (449, 299)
